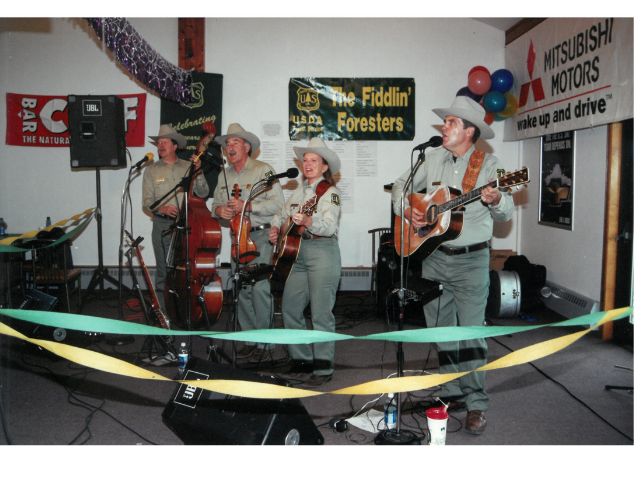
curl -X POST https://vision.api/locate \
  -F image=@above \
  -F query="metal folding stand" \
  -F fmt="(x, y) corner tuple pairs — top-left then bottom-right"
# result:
(123, 242), (177, 365)
(80, 167), (130, 312)
(375, 146), (430, 446)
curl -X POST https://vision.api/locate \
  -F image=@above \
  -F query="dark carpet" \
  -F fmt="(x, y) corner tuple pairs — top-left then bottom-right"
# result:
(0, 285), (634, 474)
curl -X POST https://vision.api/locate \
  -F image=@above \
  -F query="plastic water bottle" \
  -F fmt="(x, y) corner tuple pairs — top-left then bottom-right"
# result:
(0, 218), (5, 236)
(178, 342), (189, 376)
(384, 393), (397, 430)
(45, 216), (51, 227)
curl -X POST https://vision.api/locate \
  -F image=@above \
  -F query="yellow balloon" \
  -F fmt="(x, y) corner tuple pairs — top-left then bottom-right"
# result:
(499, 93), (518, 117)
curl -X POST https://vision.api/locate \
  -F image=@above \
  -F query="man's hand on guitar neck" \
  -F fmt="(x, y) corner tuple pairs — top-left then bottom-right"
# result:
(404, 207), (427, 230)
(481, 179), (502, 207)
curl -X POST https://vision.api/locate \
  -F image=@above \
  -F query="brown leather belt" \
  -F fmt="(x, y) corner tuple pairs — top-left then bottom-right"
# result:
(438, 241), (489, 256)
(302, 233), (328, 240)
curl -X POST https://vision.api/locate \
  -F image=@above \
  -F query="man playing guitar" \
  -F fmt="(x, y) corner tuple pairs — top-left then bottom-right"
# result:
(391, 96), (514, 435)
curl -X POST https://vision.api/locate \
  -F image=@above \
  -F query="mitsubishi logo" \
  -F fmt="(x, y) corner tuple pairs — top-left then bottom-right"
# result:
(518, 40), (546, 107)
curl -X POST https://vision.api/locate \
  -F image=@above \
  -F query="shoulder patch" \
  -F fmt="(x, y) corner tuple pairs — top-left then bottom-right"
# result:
(330, 192), (340, 206)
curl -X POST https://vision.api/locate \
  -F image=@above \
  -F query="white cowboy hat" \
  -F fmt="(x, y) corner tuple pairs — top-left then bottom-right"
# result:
(148, 124), (187, 148)
(432, 96), (495, 140)
(293, 137), (341, 174)
(214, 123), (260, 153)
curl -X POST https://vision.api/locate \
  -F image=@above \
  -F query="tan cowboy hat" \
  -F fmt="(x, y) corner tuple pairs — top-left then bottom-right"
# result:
(432, 96), (495, 140)
(148, 124), (187, 148)
(214, 123), (260, 153)
(293, 137), (341, 174)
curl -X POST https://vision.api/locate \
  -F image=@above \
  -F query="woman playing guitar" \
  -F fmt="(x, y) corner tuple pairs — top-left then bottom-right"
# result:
(268, 138), (342, 389)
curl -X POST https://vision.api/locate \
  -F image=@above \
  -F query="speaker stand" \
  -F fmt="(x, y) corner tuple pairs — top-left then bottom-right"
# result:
(79, 168), (131, 316)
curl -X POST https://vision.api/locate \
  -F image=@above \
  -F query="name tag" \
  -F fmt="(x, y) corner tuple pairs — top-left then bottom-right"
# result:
(432, 181), (442, 186)
(155, 178), (166, 183)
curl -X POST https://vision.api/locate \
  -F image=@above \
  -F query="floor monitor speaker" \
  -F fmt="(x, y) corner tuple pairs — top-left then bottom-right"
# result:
(162, 357), (324, 445)
(67, 95), (126, 168)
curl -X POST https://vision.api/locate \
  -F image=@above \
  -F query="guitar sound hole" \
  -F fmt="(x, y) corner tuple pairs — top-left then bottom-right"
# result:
(425, 205), (438, 224)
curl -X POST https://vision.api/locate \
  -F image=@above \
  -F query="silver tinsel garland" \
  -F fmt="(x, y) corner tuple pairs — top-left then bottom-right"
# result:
(86, 18), (192, 104)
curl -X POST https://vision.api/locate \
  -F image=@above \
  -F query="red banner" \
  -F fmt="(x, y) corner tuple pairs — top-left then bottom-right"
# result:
(5, 93), (147, 147)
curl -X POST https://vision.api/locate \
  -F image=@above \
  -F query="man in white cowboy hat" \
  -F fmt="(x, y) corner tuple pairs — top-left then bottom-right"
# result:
(210, 123), (285, 364)
(142, 124), (209, 315)
(392, 96), (514, 435)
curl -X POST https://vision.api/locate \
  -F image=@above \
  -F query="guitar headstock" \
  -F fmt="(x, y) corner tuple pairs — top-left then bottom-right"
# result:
(300, 195), (319, 216)
(498, 167), (530, 191)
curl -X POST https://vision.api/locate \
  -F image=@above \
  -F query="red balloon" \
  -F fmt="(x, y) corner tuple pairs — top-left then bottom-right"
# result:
(469, 65), (491, 77)
(468, 70), (491, 95)
(484, 111), (495, 125)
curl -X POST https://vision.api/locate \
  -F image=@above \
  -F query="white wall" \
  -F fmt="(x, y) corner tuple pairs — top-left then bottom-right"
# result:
(1, 17), (519, 272)
(519, 126), (608, 302)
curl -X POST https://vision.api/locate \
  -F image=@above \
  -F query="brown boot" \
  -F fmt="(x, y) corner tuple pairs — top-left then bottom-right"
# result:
(465, 410), (487, 435)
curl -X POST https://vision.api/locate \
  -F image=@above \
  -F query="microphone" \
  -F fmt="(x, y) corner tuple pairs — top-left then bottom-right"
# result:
(266, 168), (299, 182)
(412, 136), (443, 151)
(133, 153), (154, 170)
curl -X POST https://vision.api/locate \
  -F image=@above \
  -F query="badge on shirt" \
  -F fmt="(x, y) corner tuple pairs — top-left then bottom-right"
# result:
(330, 193), (340, 206)
(432, 181), (441, 186)
(155, 178), (166, 183)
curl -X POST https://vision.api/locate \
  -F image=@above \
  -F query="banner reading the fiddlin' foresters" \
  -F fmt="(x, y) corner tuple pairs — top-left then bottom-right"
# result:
(504, 18), (633, 141)
(289, 78), (415, 141)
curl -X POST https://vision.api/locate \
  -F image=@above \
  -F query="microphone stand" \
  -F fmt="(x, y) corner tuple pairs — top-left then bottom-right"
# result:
(230, 177), (272, 368)
(375, 147), (426, 446)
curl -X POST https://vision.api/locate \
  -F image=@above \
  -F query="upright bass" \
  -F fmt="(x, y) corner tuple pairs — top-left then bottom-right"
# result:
(164, 122), (223, 329)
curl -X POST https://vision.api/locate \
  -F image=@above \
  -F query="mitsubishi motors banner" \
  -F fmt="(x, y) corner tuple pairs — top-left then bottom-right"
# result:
(6, 93), (147, 147)
(289, 78), (415, 141)
(504, 18), (633, 141)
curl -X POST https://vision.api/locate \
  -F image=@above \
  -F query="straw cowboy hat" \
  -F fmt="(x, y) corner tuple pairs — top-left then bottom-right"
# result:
(215, 123), (261, 153)
(293, 137), (341, 174)
(432, 96), (495, 140)
(148, 124), (187, 148)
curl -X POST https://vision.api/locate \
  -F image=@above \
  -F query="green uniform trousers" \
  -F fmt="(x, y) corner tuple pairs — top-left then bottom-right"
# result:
(151, 215), (175, 312)
(422, 247), (490, 412)
(232, 228), (275, 350)
(282, 236), (341, 376)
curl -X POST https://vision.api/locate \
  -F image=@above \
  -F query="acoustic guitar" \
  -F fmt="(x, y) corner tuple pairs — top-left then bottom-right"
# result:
(125, 230), (171, 331)
(394, 167), (529, 261)
(269, 195), (319, 287)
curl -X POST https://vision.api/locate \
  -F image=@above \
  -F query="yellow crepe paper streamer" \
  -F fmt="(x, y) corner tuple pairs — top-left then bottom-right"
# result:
(0, 307), (629, 399)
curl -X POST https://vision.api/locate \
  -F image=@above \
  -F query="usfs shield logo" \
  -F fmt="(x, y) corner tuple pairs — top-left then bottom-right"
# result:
(297, 87), (320, 112)
(182, 81), (205, 109)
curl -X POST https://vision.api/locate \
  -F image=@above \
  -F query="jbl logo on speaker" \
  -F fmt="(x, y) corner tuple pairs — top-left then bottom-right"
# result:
(82, 99), (102, 116)
(173, 370), (209, 409)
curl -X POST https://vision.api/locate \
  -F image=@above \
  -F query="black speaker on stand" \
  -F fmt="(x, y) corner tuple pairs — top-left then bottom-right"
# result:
(163, 357), (324, 445)
(67, 95), (130, 313)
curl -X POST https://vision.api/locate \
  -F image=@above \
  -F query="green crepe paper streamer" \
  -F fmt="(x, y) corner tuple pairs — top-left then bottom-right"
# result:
(1, 307), (631, 345)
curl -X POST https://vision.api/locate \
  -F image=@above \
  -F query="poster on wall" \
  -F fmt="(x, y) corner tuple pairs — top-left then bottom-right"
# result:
(160, 71), (223, 196)
(288, 78), (415, 141)
(504, 18), (633, 141)
(5, 93), (147, 147)
(539, 131), (575, 230)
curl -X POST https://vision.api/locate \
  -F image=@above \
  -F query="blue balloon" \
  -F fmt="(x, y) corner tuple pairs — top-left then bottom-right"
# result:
(456, 86), (482, 102)
(483, 91), (507, 114)
(491, 69), (514, 93)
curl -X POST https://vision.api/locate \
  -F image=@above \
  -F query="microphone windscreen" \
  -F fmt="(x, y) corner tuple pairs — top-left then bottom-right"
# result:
(146, 153), (154, 160)
(430, 136), (443, 147)
(287, 167), (299, 178)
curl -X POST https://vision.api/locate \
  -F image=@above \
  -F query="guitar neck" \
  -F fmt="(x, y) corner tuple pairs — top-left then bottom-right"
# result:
(438, 179), (498, 215)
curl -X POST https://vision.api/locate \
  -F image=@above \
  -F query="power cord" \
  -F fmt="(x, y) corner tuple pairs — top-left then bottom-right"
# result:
(490, 335), (633, 442)
(20, 353), (158, 445)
